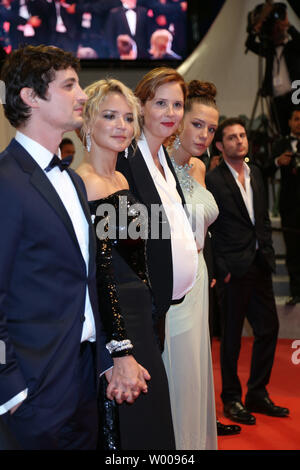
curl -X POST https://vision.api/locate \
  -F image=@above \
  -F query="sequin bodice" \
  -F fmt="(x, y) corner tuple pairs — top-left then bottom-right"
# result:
(171, 159), (219, 250)
(89, 189), (150, 347)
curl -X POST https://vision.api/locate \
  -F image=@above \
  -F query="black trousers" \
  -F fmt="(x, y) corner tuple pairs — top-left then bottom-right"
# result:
(217, 255), (279, 404)
(0, 342), (98, 450)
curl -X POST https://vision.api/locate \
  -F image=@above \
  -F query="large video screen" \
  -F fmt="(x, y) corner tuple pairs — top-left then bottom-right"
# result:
(0, 1), (187, 62)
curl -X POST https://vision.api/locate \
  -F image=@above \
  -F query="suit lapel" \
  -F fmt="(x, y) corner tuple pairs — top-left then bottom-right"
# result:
(11, 139), (85, 259)
(250, 167), (260, 221)
(127, 144), (164, 207)
(121, 9), (132, 36)
(67, 169), (96, 273)
(135, 7), (142, 38)
(164, 148), (186, 206)
(220, 161), (253, 224)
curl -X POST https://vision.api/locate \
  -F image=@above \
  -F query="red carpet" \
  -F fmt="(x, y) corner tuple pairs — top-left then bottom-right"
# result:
(212, 337), (300, 450)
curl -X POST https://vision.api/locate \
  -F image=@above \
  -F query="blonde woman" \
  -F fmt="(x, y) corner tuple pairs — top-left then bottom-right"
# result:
(77, 78), (175, 450)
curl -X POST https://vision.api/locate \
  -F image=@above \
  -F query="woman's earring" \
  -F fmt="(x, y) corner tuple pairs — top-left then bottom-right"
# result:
(124, 147), (128, 159)
(86, 131), (91, 152)
(207, 146), (211, 158)
(173, 134), (181, 150)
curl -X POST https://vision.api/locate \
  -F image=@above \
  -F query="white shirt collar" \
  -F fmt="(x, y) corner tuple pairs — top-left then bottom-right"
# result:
(138, 132), (176, 189)
(15, 131), (60, 171)
(225, 160), (250, 179)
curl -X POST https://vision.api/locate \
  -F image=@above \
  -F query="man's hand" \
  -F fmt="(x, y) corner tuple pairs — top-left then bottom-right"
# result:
(105, 356), (151, 404)
(224, 272), (231, 283)
(28, 16), (41, 28)
(277, 151), (292, 166)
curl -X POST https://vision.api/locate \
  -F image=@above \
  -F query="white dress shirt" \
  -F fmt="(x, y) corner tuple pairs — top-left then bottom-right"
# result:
(0, 132), (96, 415)
(138, 134), (198, 300)
(272, 44), (292, 97)
(225, 161), (255, 224)
(124, 7), (137, 36)
(225, 160), (258, 249)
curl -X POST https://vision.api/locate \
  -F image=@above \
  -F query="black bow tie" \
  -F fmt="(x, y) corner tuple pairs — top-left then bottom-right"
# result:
(44, 154), (73, 172)
(124, 6), (136, 12)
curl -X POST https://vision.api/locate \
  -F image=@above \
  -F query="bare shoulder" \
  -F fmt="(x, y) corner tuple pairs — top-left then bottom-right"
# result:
(76, 165), (129, 201)
(115, 170), (129, 189)
(79, 171), (106, 201)
(190, 157), (206, 187)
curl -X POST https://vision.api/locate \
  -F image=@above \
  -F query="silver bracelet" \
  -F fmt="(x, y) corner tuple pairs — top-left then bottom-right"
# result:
(106, 339), (133, 355)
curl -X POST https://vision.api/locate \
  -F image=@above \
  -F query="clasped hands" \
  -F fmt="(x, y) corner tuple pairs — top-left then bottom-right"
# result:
(105, 356), (151, 405)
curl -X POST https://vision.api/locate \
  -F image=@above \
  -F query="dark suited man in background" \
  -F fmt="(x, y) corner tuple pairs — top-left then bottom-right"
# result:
(206, 118), (289, 426)
(76, 0), (121, 58)
(106, 0), (150, 58)
(59, 137), (75, 161)
(270, 108), (300, 305)
(245, 2), (300, 135)
(47, 0), (82, 53)
(0, 0), (49, 49)
(0, 45), (146, 450)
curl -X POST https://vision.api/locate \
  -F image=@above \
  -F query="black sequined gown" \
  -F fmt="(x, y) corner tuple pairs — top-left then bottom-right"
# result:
(89, 190), (175, 450)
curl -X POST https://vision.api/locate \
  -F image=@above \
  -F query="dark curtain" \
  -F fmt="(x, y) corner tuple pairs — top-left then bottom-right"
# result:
(188, 0), (226, 52)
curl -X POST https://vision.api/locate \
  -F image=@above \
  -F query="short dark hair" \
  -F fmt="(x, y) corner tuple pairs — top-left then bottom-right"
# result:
(214, 117), (246, 143)
(289, 107), (300, 120)
(59, 137), (74, 149)
(1, 45), (80, 128)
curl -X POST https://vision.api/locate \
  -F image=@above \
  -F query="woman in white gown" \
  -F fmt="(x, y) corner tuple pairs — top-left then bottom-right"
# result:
(162, 80), (220, 450)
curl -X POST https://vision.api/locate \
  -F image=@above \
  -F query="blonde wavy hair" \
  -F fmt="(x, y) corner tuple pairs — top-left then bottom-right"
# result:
(82, 78), (141, 145)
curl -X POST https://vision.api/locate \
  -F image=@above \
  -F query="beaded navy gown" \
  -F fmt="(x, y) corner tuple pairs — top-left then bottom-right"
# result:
(89, 190), (175, 450)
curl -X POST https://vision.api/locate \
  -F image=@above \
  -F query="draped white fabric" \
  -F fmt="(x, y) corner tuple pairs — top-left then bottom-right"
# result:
(162, 178), (219, 450)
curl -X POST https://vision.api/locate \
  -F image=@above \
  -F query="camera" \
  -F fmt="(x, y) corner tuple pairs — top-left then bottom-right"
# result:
(283, 136), (300, 169)
(247, 2), (287, 42)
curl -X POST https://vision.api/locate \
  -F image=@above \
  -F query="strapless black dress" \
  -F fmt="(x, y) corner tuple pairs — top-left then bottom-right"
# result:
(89, 190), (175, 450)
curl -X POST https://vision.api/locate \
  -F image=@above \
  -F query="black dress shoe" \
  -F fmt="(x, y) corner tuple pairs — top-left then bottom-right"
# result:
(216, 420), (241, 436)
(285, 296), (300, 306)
(245, 396), (289, 417)
(224, 401), (256, 425)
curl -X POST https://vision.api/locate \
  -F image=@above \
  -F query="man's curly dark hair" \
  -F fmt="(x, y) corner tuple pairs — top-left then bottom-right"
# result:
(1, 45), (80, 128)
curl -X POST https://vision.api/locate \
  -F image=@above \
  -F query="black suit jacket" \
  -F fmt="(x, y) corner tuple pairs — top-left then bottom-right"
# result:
(116, 143), (186, 318)
(5, 0), (48, 48)
(270, 136), (300, 223)
(245, 25), (300, 96)
(106, 6), (150, 58)
(0, 139), (112, 410)
(206, 160), (275, 279)
(47, 0), (81, 43)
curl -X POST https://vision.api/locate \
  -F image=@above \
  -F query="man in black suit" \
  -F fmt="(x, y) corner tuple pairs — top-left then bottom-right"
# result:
(106, 0), (150, 58)
(76, 0), (121, 57)
(245, 2), (300, 135)
(45, 0), (82, 53)
(0, 45), (145, 450)
(1, 0), (49, 49)
(206, 118), (289, 425)
(270, 108), (300, 305)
